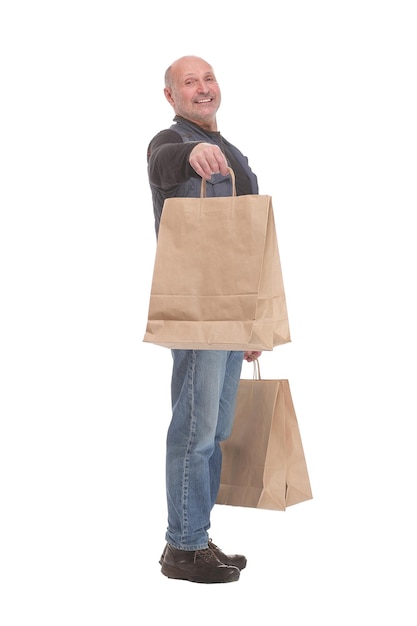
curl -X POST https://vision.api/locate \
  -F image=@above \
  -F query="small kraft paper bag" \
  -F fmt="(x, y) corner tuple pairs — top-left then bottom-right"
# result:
(143, 168), (290, 351)
(216, 360), (313, 511)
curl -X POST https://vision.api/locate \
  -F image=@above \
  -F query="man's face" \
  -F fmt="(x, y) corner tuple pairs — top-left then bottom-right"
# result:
(164, 58), (221, 131)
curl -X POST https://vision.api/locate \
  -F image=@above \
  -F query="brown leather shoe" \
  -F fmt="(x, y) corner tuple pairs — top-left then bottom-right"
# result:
(208, 539), (247, 570)
(159, 540), (247, 571)
(160, 544), (240, 583)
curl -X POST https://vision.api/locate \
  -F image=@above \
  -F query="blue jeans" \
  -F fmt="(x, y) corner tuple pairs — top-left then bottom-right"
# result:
(166, 349), (244, 551)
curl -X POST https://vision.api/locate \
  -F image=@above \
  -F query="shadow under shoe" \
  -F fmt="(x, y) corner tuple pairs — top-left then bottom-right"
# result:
(161, 544), (240, 584)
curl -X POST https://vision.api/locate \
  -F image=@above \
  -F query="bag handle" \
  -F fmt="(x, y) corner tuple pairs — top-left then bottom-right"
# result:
(252, 358), (261, 380)
(200, 167), (236, 198)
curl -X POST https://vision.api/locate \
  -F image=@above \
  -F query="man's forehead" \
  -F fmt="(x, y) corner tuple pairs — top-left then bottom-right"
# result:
(182, 68), (214, 77)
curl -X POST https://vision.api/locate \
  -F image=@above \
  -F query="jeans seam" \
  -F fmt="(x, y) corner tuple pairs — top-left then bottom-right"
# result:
(180, 350), (196, 545)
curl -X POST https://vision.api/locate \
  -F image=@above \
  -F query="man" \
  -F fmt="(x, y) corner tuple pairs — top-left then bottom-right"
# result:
(147, 56), (261, 584)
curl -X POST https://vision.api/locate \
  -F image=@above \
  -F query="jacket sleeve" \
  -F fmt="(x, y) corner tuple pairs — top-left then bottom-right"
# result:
(147, 130), (202, 189)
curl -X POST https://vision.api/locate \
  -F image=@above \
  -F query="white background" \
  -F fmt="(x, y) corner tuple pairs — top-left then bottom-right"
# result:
(1, 1), (416, 624)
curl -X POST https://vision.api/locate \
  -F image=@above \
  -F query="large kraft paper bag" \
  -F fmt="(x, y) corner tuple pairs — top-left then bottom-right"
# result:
(216, 361), (313, 511)
(143, 169), (290, 351)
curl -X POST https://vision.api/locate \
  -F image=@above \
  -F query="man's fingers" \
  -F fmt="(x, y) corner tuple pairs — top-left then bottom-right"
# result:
(190, 143), (229, 179)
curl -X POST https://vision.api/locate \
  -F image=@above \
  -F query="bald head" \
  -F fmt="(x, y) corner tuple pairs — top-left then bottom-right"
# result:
(165, 56), (215, 89)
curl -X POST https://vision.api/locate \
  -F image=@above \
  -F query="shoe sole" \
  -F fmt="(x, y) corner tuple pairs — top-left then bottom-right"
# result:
(159, 552), (247, 570)
(161, 563), (240, 584)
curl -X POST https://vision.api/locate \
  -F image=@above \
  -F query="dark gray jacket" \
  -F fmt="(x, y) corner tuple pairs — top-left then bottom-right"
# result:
(148, 116), (258, 235)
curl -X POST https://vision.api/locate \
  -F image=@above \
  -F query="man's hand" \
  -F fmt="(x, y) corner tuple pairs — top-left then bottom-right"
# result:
(243, 351), (262, 362)
(189, 142), (230, 180)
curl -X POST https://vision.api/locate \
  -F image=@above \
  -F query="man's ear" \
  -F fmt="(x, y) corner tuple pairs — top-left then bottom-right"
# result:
(164, 87), (174, 106)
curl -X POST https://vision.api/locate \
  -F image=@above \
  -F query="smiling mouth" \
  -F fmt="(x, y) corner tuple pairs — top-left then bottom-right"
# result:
(195, 98), (213, 104)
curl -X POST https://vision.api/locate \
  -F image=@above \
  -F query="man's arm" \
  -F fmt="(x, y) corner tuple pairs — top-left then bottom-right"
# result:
(147, 130), (200, 189)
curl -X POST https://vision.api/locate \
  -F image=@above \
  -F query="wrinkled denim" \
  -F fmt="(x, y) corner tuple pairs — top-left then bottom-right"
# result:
(165, 349), (244, 551)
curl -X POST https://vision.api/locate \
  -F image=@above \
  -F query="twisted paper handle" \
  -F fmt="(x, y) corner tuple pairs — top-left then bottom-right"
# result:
(252, 358), (261, 380)
(200, 167), (236, 198)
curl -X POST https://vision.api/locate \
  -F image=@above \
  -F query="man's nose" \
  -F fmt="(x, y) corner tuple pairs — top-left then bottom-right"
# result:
(196, 80), (209, 92)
